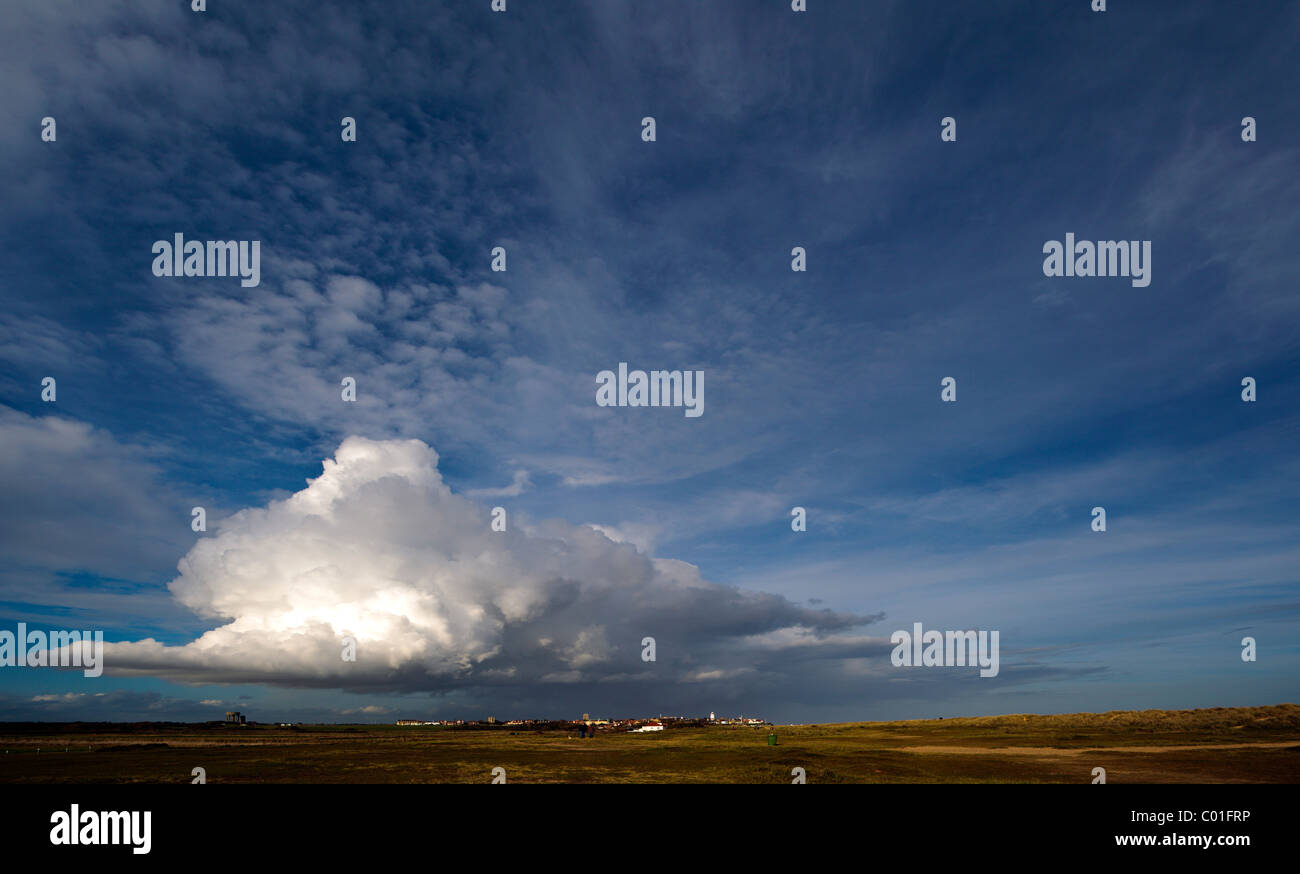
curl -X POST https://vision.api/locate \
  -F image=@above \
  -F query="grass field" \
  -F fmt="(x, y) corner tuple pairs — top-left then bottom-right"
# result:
(2, 704), (1297, 784)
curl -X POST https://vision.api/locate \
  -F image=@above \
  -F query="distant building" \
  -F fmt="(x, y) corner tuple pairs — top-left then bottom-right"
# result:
(631, 723), (664, 733)
(225, 711), (246, 725)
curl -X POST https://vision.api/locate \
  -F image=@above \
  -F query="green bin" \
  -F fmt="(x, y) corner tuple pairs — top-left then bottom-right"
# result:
(767, 733), (778, 746)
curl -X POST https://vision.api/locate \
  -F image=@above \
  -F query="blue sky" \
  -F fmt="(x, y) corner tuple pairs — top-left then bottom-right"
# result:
(0, 0), (1296, 724)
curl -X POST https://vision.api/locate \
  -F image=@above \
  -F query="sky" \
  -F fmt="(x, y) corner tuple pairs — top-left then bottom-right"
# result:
(0, 0), (1296, 725)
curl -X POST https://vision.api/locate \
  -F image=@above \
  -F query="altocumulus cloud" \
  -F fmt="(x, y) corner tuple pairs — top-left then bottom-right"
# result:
(105, 437), (877, 693)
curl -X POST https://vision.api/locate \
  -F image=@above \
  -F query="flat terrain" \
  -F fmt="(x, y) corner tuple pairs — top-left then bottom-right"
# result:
(1, 704), (1297, 783)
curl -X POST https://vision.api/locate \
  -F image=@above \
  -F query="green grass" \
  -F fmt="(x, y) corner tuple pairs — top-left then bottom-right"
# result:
(2, 703), (1297, 784)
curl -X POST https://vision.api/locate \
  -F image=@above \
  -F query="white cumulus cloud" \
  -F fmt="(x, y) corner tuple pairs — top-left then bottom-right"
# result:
(105, 437), (873, 693)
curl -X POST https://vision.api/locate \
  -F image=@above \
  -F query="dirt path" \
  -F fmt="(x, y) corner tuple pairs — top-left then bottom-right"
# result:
(894, 741), (1299, 755)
